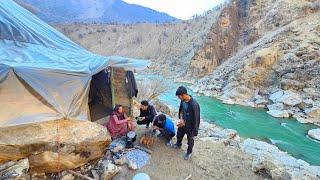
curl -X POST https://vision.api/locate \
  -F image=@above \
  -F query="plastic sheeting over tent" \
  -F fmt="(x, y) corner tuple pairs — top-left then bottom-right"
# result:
(0, 0), (149, 127)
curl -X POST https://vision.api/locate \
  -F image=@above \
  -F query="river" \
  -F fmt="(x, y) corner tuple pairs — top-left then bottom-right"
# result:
(139, 76), (320, 166)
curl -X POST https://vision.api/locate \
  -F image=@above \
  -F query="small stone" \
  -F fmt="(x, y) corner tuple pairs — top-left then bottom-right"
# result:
(96, 160), (121, 180)
(127, 160), (138, 170)
(114, 156), (126, 166)
(270, 168), (291, 180)
(61, 173), (75, 180)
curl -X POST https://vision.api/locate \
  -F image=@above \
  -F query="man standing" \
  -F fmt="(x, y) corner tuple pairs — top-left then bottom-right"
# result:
(137, 100), (157, 128)
(173, 86), (200, 160)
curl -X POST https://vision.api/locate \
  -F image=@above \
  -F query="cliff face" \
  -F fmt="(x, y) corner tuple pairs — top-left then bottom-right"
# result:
(187, 0), (250, 77)
(193, 0), (320, 125)
(188, 0), (318, 77)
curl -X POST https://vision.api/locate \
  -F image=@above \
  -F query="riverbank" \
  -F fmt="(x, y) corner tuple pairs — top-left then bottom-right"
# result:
(144, 77), (320, 178)
(137, 74), (320, 165)
(156, 99), (320, 179)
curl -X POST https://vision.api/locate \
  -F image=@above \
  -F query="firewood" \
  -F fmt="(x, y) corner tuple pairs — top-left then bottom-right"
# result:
(184, 174), (192, 180)
(67, 170), (95, 180)
(134, 145), (153, 154)
(91, 170), (99, 180)
(140, 136), (145, 144)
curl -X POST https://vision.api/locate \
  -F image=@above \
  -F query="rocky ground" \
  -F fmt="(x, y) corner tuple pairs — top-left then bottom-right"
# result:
(113, 125), (261, 180)
(154, 101), (320, 179)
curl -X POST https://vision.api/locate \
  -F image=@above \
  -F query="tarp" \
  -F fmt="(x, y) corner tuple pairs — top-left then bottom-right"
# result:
(0, 0), (149, 127)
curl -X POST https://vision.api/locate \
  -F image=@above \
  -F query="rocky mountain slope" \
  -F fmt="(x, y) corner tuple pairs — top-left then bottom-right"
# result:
(54, 9), (221, 77)
(192, 0), (320, 125)
(16, 0), (178, 23)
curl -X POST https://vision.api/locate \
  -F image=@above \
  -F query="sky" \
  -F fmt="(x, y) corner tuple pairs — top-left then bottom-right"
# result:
(123, 0), (225, 20)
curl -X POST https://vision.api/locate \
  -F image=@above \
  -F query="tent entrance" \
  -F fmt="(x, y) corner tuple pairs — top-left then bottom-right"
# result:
(88, 69), (113, 122)
(88, 67), (134, 122)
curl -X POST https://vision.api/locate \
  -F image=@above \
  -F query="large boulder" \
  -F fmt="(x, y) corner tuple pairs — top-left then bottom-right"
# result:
(220, 85), (254, 105)
(308, 129), (320, 141)
(242, 139), (320, 179)
(269, 90), (302, 106)
(0, 120), (111, 173)
(267, 103), (284, 111)
(305, 107), (320, 119)
(267, 110), (290, 118)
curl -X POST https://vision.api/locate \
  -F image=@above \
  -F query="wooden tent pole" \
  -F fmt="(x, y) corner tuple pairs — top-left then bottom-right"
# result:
(110, 67), (115, 108)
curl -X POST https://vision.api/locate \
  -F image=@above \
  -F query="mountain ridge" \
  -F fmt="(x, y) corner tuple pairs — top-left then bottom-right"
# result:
(16, 0), (179, 24)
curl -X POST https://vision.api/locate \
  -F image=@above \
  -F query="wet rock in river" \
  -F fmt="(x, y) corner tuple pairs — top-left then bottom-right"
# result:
(267, 110), (290, 118)
(269, 90), (303, 106)
(308, 129), (320, 142)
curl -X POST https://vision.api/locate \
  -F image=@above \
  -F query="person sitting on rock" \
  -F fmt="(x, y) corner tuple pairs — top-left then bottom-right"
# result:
(152, 114), (176, 146)
(106, 104), (134, 139)
(137, 100), (157, 128)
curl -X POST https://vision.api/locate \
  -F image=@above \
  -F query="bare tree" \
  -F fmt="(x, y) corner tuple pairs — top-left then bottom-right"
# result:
(136, 77), (170, 102)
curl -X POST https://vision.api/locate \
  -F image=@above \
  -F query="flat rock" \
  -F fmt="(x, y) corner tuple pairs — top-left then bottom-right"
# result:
(307, 129), (320, 141)
(269, 90), (302, 106)
(267, 103), (284, 111)
(220, 86), (254, 104)
(254, 95), (268, 105)
(279, 91), (303, 106)
(305, 107), (320, 119)
(0, 120), (111, 173)
(269, 90), (284, 103)
(267, 110), (290, 118)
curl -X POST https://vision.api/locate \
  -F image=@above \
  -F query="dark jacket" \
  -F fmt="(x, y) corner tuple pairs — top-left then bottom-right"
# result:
(139, 105), (157, 122)
(125, 71), (138, 98)
(178, 97), (200, 136)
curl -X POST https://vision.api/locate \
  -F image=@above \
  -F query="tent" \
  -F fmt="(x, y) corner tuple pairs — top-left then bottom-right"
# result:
(0, 0), (149, 127)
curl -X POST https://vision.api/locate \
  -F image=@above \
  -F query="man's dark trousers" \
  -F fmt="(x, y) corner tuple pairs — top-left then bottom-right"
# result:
(176, 127), (194, 154)
(161, 130), (175, 141)
(137, 118), (152, 126)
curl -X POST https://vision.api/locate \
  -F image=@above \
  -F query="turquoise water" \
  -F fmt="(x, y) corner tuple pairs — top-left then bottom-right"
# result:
(154, 79), (320, 166)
